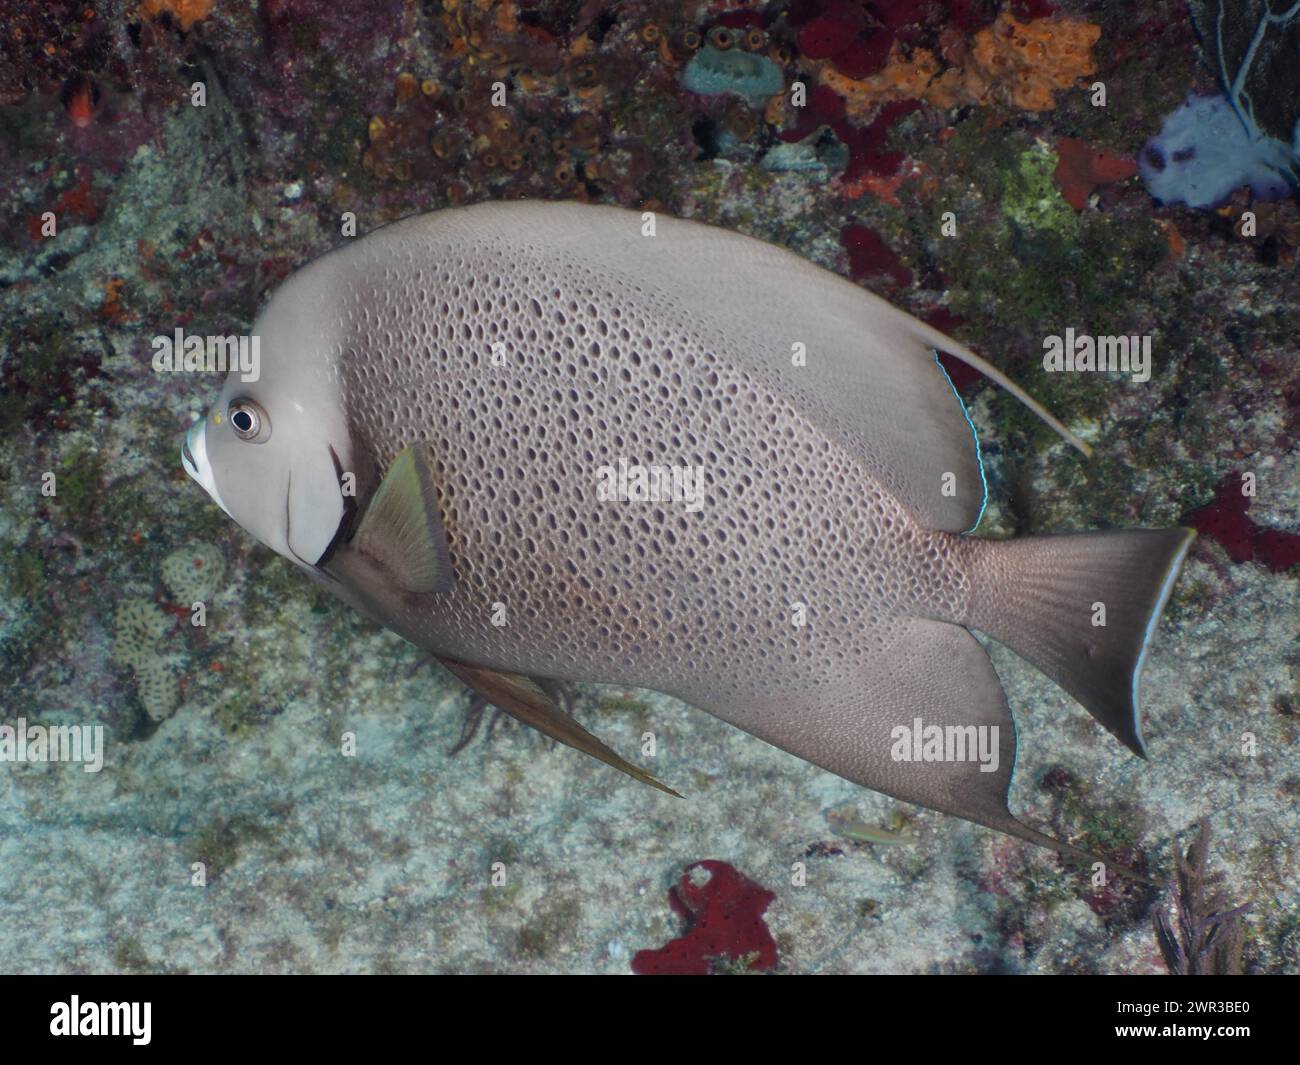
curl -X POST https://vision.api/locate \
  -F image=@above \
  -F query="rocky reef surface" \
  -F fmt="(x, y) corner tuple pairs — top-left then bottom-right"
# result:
(0, 0), (1296, 973)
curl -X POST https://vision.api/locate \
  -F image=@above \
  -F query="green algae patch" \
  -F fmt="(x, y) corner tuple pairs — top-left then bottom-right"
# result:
(186, 814), (278, 881)
(515, 895), (583, 960)
(52, 442), (107, 543)
(938, 196), (1168, 457)
(596, 693), (654, 731)
(214, 693), (269, 739)
(1002, 140), (1078, 238)
(0, 544), (57, 682)
(3, 543), (47, 602)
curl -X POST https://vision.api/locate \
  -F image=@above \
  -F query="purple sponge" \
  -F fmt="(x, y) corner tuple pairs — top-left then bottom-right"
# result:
(1140, 94), (1296, 209)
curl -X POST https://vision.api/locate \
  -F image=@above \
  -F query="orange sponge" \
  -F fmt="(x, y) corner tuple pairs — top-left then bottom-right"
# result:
(822, 13), (1100, 116)
(138, 0), (214, 32)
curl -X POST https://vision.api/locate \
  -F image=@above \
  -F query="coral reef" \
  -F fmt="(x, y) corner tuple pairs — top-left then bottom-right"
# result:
(0, 0), (1296, 975)
(110, 598), (180, 722)
(818, 12), (1099, 115)
(106, 542), (226, 724)
(161, 542), (225, 606)
(111, 598), (171, 659)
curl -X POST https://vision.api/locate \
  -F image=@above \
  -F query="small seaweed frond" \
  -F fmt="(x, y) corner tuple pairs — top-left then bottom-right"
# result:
(1231, 1), (1299, 137)
(1153, 820), (1251, 975)
(1202, 0), (1300, 140)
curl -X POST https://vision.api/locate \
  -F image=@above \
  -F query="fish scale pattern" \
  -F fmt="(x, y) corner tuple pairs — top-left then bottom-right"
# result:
(321, 210), (972, 709)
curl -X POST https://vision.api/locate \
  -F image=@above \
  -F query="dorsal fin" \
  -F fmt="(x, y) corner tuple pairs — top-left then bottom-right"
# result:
(905, 315), (1093, 457)
(354, 445), (455, 594)
(398, 201), (1087, 533)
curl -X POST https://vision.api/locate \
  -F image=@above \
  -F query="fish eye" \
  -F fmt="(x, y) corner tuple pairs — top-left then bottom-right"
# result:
(227, 398), (271, 443)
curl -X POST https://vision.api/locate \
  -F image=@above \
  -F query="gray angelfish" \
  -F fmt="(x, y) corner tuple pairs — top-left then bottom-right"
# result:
(182, 201), (1194, 875)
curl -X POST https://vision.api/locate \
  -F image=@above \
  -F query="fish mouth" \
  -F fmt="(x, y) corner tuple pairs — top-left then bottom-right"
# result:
(182, 417), (231, 517)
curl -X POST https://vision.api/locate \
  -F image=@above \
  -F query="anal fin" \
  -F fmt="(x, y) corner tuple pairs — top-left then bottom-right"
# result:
(438, 658), (682, 798)
(672, 619), (1154, 884)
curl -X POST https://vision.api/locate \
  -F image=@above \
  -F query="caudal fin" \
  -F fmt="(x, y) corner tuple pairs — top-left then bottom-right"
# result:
(965, 527), (1196, 756)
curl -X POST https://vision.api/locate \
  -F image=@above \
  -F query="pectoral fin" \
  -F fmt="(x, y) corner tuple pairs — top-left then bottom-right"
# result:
(355, 445), (455, 594)
(438, 658), (682, 798)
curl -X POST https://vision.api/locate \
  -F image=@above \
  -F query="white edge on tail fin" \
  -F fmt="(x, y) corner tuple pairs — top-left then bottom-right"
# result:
(1130, 528), (1198, 759)
(910, 319), (1094, 458)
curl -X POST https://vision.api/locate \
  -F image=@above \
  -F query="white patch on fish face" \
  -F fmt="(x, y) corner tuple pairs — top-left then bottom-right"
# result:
(192, 383), (295, 561)
(186, 348), (353, 569)
(181, 416), (230, 518)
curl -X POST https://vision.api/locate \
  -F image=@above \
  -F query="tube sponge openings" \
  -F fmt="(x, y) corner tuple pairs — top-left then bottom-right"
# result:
(1140, 93), (1297, 209)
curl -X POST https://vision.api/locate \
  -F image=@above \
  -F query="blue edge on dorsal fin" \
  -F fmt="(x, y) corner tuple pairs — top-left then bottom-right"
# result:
(931, 351), (989, 536)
